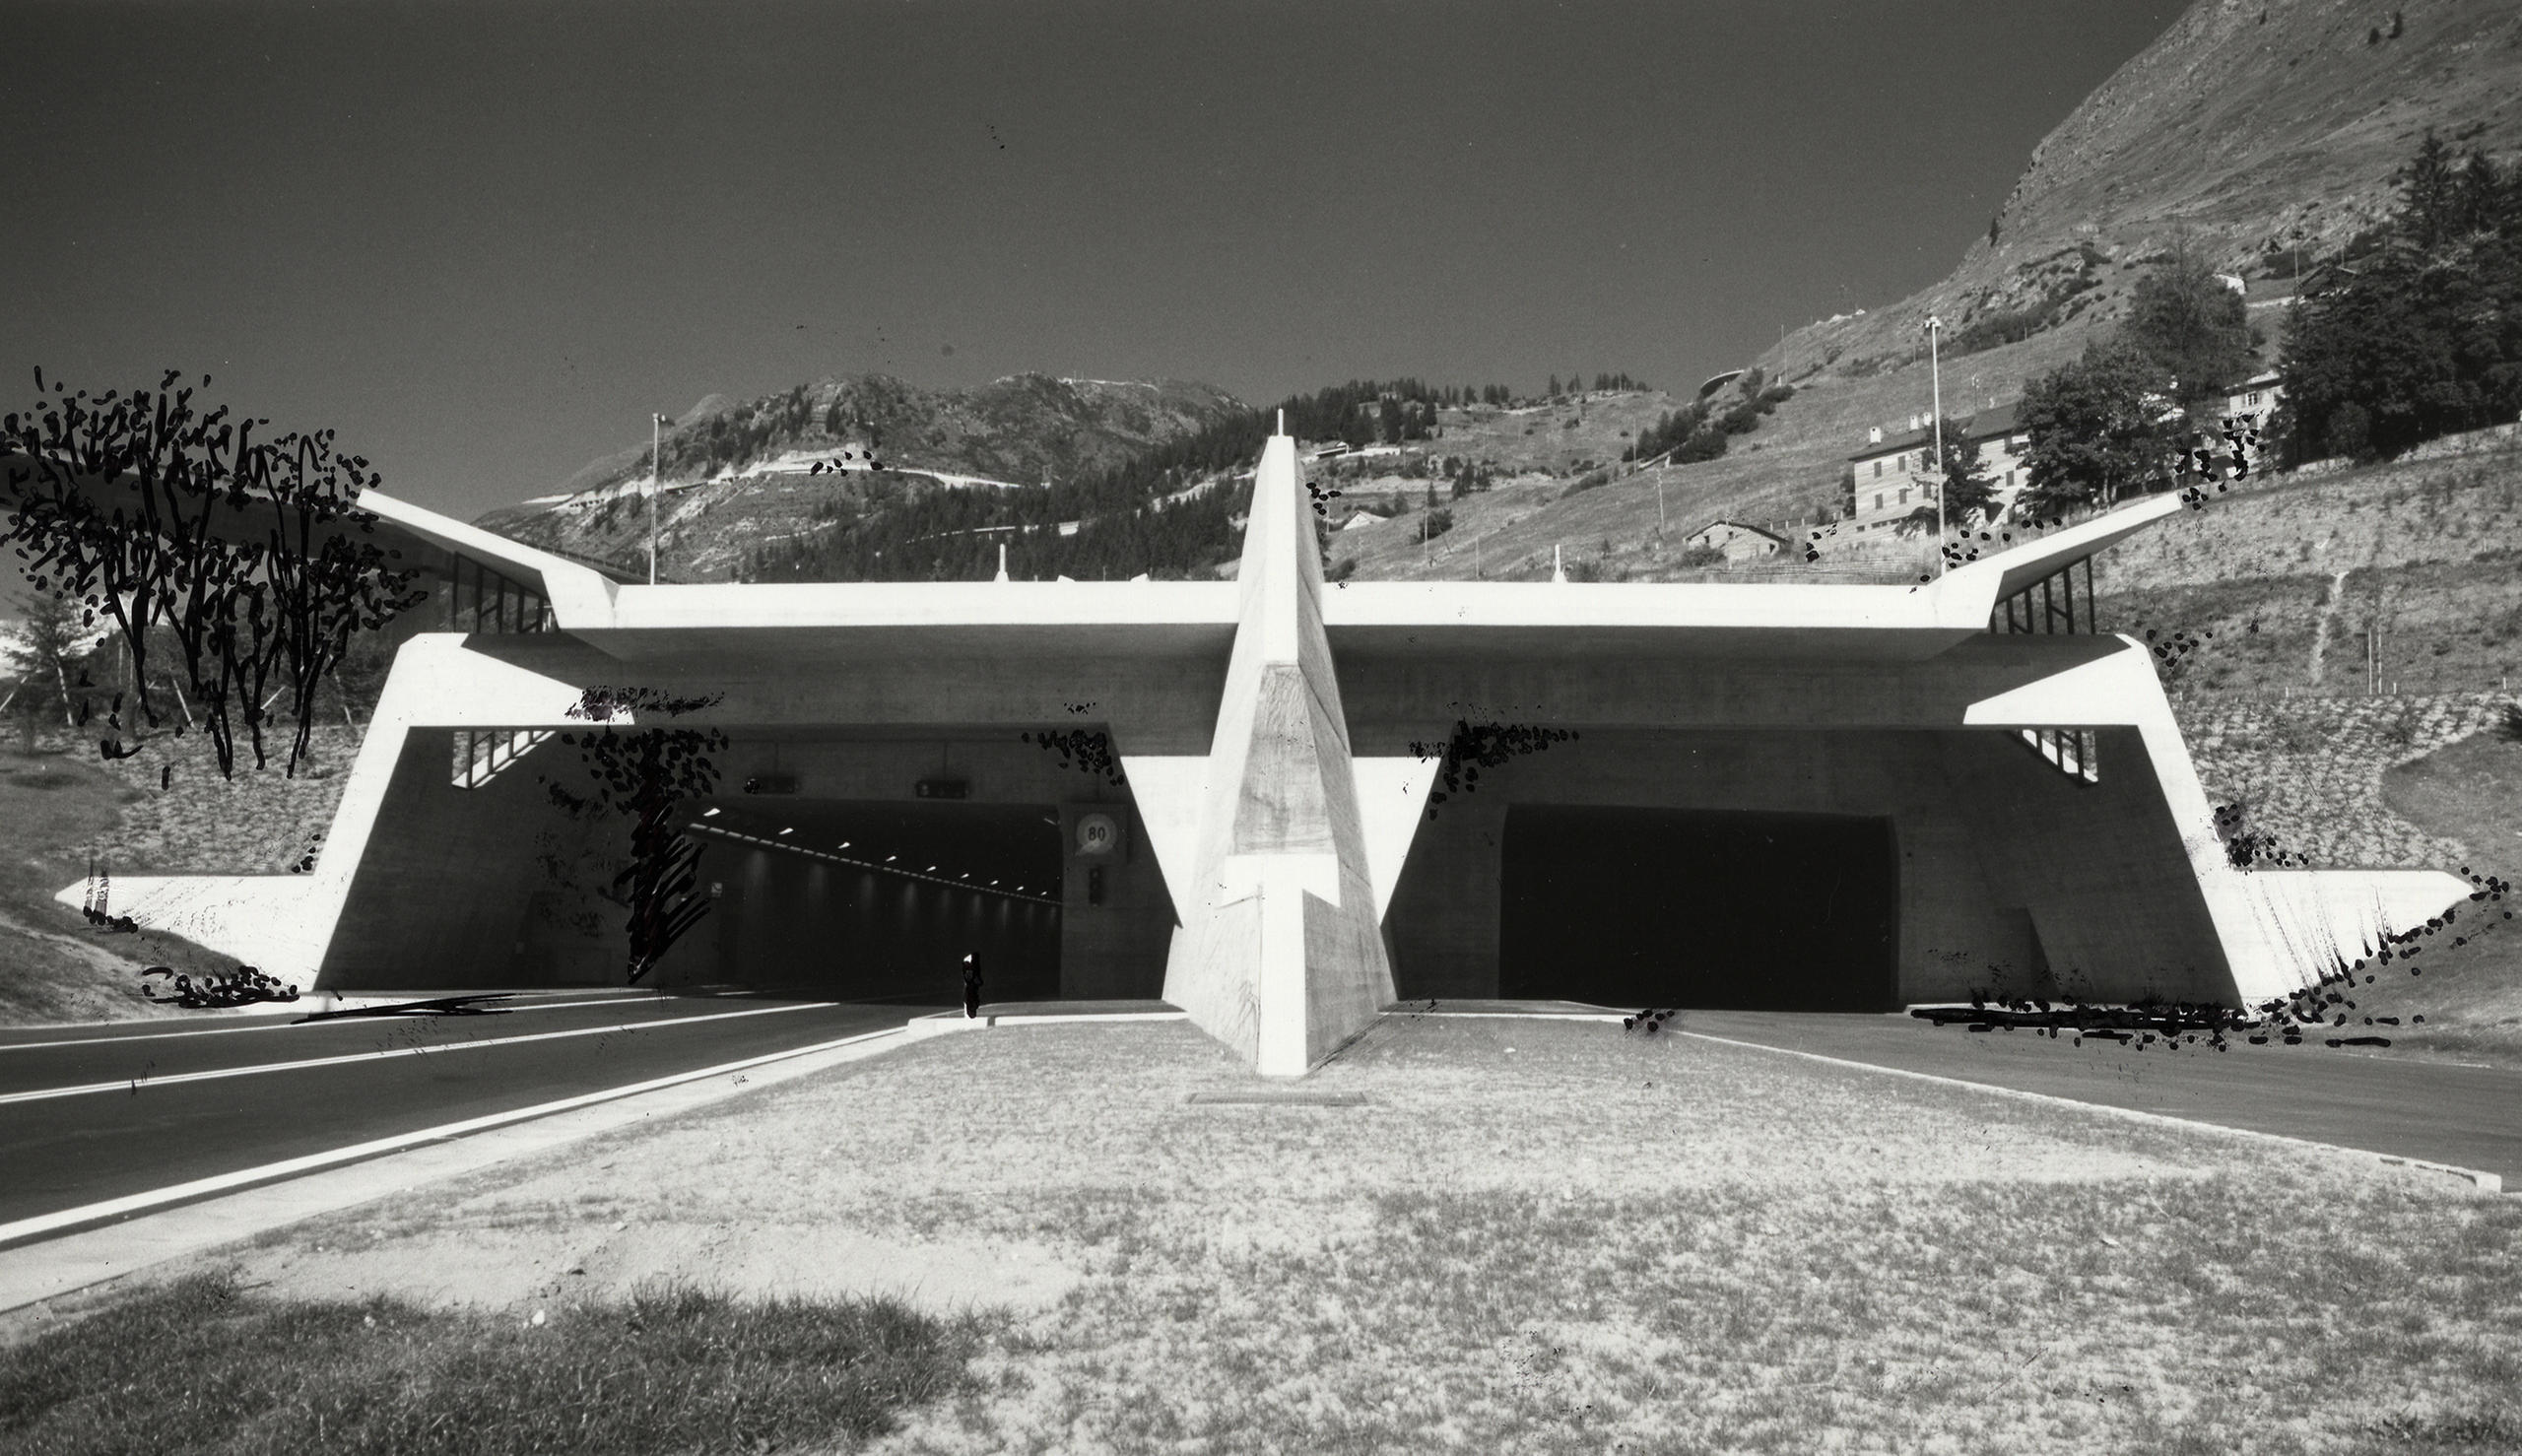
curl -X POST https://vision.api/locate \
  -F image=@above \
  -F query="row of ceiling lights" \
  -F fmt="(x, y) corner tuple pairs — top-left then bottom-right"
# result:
(691, 812), (1059, 904)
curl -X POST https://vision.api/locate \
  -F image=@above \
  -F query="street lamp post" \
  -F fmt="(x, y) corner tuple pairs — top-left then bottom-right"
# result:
(1926, 314), (1946, 576)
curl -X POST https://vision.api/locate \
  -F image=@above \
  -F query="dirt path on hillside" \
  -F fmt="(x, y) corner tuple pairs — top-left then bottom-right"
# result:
(2306, 567), (2352, 687)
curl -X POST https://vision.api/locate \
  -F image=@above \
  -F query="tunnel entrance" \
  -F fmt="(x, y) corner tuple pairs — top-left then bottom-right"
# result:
(687, 798), (1065, 1001)
(1499, 805), (1897, 1011)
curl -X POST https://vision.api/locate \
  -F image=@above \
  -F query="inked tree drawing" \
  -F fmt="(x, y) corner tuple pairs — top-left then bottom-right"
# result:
(1, 369), (425, 777)
(539, 688), (729, 983)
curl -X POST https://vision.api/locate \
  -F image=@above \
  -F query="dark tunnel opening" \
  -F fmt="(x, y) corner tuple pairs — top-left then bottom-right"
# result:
(677, 798), (1065, 1001)
(1500, 805), (1898, 1012)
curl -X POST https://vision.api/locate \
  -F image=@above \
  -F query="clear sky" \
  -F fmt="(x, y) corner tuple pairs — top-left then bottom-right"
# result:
(3, 0), (2179, 523)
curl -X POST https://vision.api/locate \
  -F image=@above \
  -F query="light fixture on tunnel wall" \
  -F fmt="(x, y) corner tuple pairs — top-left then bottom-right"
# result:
(779, 827), (794, 836)
(682, 823), (1058, 907)
(702, 807), (721, 818)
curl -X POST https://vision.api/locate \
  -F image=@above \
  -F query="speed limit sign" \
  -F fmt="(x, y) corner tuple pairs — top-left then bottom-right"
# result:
(1074, 812), (1120, 857)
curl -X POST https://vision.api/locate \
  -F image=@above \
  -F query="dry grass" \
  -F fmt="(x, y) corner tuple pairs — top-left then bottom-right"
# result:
(117, 1013), (2522, 1456)
(2369, 725), (2522, 1063)
(0, 739), (276, 1026)
(0, 1272), (982, 1456)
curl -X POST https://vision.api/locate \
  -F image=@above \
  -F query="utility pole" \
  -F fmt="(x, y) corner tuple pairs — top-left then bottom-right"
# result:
(647, 412), (665, 586)
(1926, 314), (1946, 575)
(1657, 478), (1666, 536)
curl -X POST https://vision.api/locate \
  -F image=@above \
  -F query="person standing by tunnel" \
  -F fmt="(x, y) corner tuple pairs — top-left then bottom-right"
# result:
(961, 952), (982, 1020)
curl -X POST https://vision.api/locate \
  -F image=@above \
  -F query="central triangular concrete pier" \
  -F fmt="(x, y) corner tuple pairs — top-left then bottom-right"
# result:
(1156, 428), (1396, 1075)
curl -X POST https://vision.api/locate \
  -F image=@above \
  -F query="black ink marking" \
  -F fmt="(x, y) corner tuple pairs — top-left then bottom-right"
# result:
(2212, 802), (2308, 871)
(1020, 726), (1126, 785)
(293, 992), (516, 1023)
(141, 963), (299, 1009)
(539, 704), (730, 984)
(1409, 719), (1578, 818)
(2, 369), (426, 779)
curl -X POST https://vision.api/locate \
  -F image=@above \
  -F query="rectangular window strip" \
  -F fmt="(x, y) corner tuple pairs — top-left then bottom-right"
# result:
(1989, 556), (2098, 635)
(445, 550), (554, 634)
(2019, 727), (2099, 783)
(451, 728), (556, 789)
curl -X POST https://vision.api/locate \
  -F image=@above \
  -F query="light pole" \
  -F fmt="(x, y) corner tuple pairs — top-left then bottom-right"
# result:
(647, 412), (668, 585)
(1926, 314), (1946, 576)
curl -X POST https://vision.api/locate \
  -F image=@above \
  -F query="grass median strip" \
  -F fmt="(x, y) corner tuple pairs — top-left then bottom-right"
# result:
(0, 1271), (989, 1456)
(70, 1013), (2511, 1455)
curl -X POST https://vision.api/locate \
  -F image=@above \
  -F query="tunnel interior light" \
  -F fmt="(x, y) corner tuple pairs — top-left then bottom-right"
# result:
(778, 827), (794, 836)
(886, 855), (897, 862)
(837, 841), (850, 849)
(701, 807), (721, 818)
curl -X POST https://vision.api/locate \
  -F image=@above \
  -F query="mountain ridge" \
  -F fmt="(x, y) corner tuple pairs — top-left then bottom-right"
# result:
(476, 371), (1248, 579)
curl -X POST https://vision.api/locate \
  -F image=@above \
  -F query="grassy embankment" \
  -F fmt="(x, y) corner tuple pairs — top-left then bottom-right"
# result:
(2092, 440), (2522, 696)
(0, 727), (354, 1025)
(9, 1017), (2516, 1455)
(0, 1275), (983, 1456)
(2371, 720), (2522, 1062)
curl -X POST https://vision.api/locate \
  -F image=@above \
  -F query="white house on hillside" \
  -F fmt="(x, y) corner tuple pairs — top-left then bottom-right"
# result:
(1845, 401), (2030, 533)
(1683, 519), (1785, 563)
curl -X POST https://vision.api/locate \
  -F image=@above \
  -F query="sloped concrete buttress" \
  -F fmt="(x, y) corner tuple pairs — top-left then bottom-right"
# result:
(1960, 639), (2466, 1005)
(1157, 433), (1400, 1075)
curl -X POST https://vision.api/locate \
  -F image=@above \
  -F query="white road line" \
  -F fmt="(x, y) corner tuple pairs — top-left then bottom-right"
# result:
(0, 1002), (830, 1106)
(0, 1024), (907, 1248)
(0, 994), (682, 1054)
(1680, 1029), (2505, 1195)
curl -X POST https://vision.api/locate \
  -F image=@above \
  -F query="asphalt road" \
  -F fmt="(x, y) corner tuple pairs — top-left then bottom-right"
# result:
(0, 991), (945, 1236)
(1686, 1010), (2522, 1188)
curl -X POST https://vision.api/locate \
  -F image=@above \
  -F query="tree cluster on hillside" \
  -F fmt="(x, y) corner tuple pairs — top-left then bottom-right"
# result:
(1621, 368), (1794, 465)
(1442, 455), (1496, 499)
(2275, 130), (2522, 463)
(3, 587), (92, 750)
(2018, 340), (2187, 514)
(2017, 243), (2252, 513)
(1547, 372), (1648, 399)
(739, 374), (1559, 584)
(743, 472), (1258, 584)
(656, 385), (818, 480)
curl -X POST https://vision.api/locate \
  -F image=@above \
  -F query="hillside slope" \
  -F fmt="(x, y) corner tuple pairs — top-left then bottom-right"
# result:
(1333, 0), (2522, 594)
(1796, 0), (2522, 379)
(477, 373), (1245, 580)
